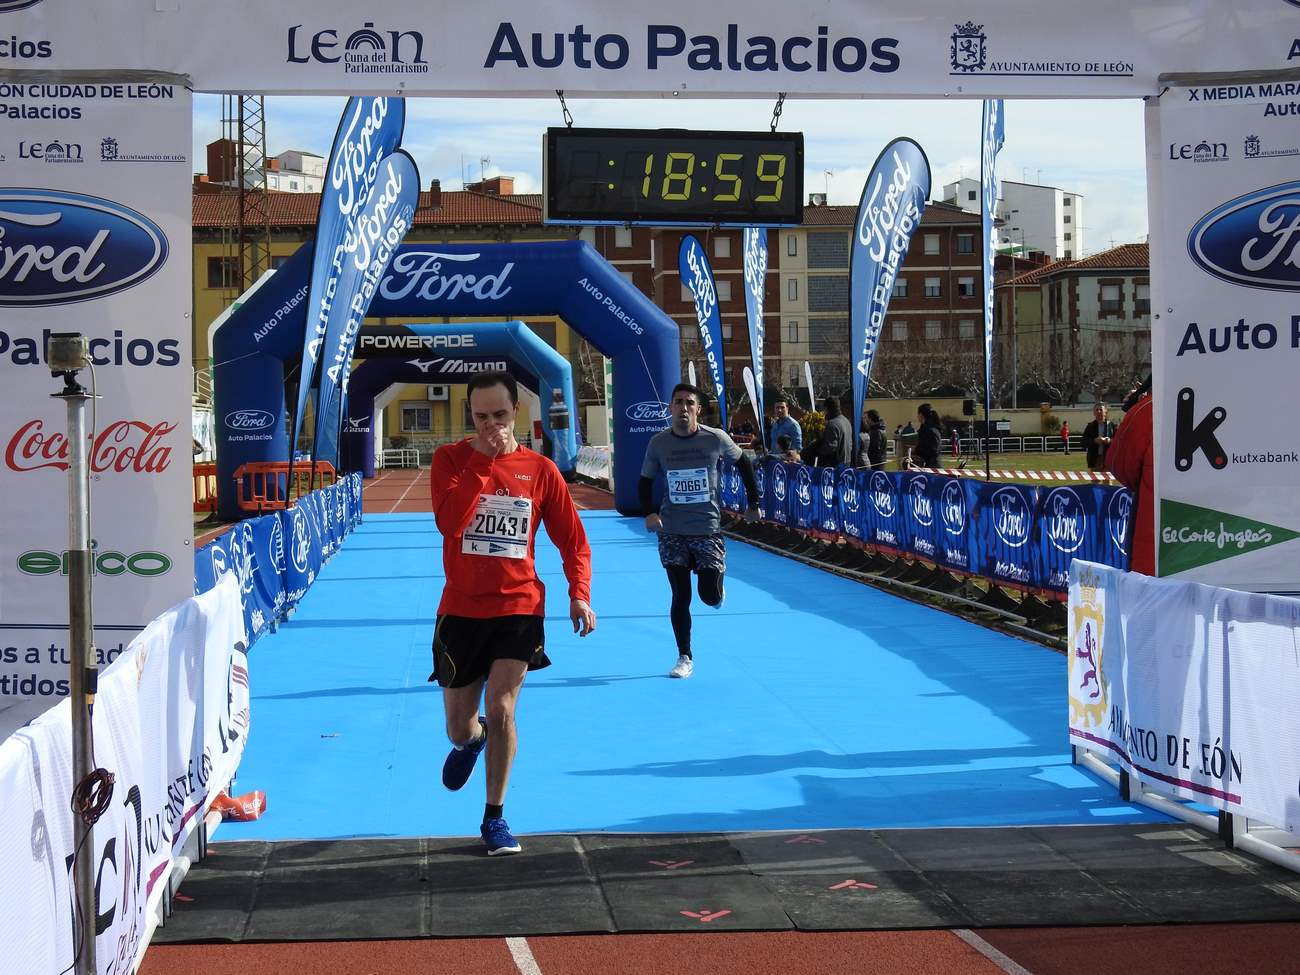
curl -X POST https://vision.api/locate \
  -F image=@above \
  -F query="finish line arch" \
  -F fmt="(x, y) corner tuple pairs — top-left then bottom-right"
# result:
(212, 239), (677, 519)
(342, 321), (578, 479)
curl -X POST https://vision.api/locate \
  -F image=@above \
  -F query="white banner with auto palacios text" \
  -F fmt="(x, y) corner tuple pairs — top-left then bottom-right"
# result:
(0, 84), (193, 698)
(1068, 561), (1300, 835)
(1146, 85), (1300, 592)
(4, 2), (1295, 98)
(0, 575), (247, 975)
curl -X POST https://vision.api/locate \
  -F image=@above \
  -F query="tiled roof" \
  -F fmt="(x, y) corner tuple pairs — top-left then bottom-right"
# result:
(193, 188), (544, 228)
(1001, 242), (1149, 287)
(1066, 242), (1148, 271)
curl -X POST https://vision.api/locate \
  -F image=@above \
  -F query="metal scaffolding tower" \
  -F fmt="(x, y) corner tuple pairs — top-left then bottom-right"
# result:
(219, 95), (273, 299)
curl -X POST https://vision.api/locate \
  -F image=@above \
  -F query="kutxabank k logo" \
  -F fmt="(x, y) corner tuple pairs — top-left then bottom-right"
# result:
(0, 189), (168, 305)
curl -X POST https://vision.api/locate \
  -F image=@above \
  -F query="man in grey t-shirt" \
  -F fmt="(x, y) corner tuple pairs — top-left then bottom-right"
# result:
(639, 383), (758, 679)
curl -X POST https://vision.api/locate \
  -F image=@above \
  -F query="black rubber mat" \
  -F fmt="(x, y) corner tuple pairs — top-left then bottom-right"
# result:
(152, 824), (1300, 943)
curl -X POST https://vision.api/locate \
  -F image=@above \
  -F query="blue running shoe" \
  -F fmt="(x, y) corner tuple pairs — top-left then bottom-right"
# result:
(441, 717), (487, 791)
(481, 817), (522, 856)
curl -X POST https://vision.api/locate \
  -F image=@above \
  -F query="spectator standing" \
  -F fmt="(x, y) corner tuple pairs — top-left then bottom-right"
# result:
(767, 396), (802, 455)
(1082, 403), (1115, 471)
(858, 409), (887, 469)
(913, 404), (942, 469)
(1061, 419), (1071, 455)
(810, 396), (853, 467)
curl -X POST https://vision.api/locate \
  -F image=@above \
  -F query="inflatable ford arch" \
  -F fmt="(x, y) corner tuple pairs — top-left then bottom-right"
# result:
(342, 321), (577, 478)
(212, 239), (678, 519)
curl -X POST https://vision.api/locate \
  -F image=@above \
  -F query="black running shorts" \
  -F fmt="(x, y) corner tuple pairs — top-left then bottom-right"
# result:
(429, 614), (549, 689)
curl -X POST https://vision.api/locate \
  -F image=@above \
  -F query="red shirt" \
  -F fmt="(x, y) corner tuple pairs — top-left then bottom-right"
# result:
(429, 439), (591, 618)
(1107, 394), (1154, 575)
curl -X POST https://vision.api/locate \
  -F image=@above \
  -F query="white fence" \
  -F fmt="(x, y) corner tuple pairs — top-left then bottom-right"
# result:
(380, 447), (421, 469)
(1068, 561), (1300, 873)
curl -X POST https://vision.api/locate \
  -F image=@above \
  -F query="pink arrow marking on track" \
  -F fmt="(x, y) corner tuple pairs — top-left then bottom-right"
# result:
(828, 879), (878, 891)
(785, 834), (828, 845)
(649, 859), (696, 870)
(680, 909), (732, 922)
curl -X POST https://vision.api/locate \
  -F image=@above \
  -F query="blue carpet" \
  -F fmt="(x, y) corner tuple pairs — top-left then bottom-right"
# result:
(229, 511), (1165, 840)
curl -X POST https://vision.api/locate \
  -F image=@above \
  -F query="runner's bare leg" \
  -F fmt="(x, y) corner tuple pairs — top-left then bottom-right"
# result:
(483, 658), (528, 805)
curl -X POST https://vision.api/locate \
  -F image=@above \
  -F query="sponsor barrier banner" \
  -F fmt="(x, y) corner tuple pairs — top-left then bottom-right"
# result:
(278, 502), (320, 613)
(789, 463), (815, 532)
(0, 574), (246, 975)
(849, 137), (930, 455)
(1031, 484), (1132, 594)
(966, 480), (1036, 587)
(1069, 561), (1300, 834)
(5, 3), (1290, 98)
(679, 235), (727, 428)
(0, 84), (192, 699)
(312, 146), (420, 467)
(1147, 85), (1300, 591)
(741, 228), (768, 428)
(722, 460), (1133, 592)
(292, 96), (406, 468)
(900, 471), (941, 562)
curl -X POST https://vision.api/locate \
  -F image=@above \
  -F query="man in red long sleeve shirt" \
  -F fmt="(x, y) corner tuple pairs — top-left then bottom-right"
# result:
(429, 370), (596, 855)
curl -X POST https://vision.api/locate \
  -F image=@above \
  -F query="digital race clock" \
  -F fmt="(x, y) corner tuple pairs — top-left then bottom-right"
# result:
(544, 127), (803, 227)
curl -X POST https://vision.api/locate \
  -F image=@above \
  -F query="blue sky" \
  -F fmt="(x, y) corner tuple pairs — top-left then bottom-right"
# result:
(193, 94), (1148, 256)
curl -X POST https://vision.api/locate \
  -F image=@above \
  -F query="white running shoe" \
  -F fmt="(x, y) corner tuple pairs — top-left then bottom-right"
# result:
(669, 654), (694, 679)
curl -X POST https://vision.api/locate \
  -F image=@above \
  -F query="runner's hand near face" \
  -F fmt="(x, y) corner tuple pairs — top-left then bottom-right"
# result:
(474, 423), (514, 458)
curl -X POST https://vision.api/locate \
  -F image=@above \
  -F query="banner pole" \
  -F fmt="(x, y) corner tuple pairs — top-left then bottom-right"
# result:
(51, 340), (98, 975)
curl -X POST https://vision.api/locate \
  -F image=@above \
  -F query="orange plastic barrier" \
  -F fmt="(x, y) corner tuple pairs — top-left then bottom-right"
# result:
(232, 461), (337, 513)
(193, 462), (218, 514)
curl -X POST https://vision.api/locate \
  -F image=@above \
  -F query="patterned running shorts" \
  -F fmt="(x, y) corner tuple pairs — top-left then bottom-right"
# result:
(657, 531), (726, 572)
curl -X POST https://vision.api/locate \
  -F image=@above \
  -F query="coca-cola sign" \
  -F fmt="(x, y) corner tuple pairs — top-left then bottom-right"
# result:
(5, 418), (176, 473)
(0, 189), (168, 306)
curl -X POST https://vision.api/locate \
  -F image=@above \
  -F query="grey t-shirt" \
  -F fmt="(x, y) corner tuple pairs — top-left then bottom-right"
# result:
(641, 424), (742, 535)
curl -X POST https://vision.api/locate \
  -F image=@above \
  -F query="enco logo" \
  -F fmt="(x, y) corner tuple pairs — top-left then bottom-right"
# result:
(625, 401), (670, 422)
(991, 487), (1031, 548)
(909, 475), (933, 526)
(869, 470), (896, 517)
(1187, 181), (1300, 291)
(837, 467), (859, 512)
(940, 479), (966, 535)
(224, 409), (275, 432)
(18, 546), (172, 577)
(0, 190), (168, 306)
(794, 465), (812, 506)
(1042, 488), (1085, 553)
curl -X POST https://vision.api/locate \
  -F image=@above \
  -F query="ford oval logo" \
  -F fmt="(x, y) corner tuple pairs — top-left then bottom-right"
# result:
(1187, 181), (1300, 291)
(624, 401), (670, 423)
(0, 189), (168, 306)
(225, 409), (275, 431)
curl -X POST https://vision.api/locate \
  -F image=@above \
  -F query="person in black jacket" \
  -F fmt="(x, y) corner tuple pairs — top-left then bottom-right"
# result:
(810, 396), (853, 467)
(1081, 402), (1115, 471)
(858, 408), (887, 469)
(912, 403), (942, 469)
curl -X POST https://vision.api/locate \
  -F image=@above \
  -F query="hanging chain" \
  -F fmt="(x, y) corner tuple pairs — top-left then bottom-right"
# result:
(555, 90), (574, 128)
(769, 92), (786, 132)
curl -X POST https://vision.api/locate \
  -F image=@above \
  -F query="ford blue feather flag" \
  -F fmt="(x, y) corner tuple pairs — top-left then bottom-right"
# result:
(680, 234), (727, 429)
(981, 100), (1005, 431)
(289, 96), (406, 468)
(742, 227), (768, 432)
(849, 138), (931, 456)
(313, 148), (421, 466)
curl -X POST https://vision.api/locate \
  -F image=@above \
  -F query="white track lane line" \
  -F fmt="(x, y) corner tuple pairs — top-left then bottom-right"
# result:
(387, 470), (423, 513)
(953, 929), (1035, 975)
(506, 937), (543, 975)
